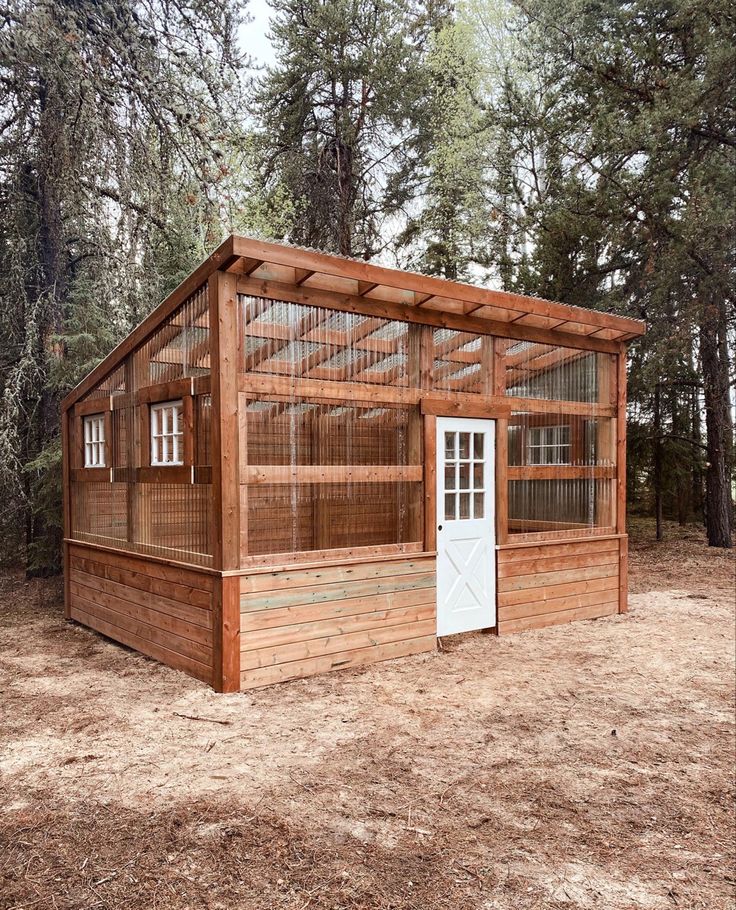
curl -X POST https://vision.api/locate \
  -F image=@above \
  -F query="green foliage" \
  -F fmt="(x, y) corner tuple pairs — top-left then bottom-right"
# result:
(0, 0), (246, 572)
(398, 20), (494, 279)
(253, 0), (448, 257)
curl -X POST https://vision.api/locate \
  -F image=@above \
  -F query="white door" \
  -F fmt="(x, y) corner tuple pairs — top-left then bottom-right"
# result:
(436, 417), (496, 636)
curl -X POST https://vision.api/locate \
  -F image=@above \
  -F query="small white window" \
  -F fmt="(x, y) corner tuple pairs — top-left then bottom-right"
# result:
(150, 400), (184, 466)
(528, 425), (571, 465)
(83, 414), (106, 467)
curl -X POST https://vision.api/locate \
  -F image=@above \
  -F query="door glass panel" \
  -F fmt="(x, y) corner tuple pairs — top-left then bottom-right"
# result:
(459, 492), (471, 519)
(473, 492), (484, 518)
(459, 463), (470, 489)
(473, 433), (484, 459)
(444, 493), (456, 521)
(473, 462), (484, 488)
(458, 433), (470, 459)
(444, 464), (456, 490)
(444, 432), (455, 459)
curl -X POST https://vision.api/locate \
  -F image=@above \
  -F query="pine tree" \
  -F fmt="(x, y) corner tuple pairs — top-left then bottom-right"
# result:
(476, 0), (735, 546)
(0, 0), (245, 572)
(397, 19), (493, 280)
(253, 0), (444, 258)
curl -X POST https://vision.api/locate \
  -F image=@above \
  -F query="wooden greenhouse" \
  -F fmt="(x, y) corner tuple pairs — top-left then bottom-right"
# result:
(61, 235), (645, 691)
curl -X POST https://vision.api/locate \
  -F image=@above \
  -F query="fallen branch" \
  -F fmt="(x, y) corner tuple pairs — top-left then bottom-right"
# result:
(173, 712), (232, 726)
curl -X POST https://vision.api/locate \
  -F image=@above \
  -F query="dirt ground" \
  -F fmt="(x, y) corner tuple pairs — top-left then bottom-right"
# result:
(1, 520), (734, 910)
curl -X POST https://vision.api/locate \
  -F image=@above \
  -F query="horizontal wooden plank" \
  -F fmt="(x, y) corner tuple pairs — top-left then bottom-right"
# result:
(505, 526), (617, 544)
(497, 547), (619, 579)
(507, 519), (589, 531)
(240, 571), (436, 613)
(241, 586), (434, 633)
(498, 563), (618, 593)
(70, 567), (212, 629)
(72, 467), (112, 483)
(507, 465), (616, 481)
(498, 601), (618, 634)
(240, 634), (436, 689)
(498, 588), (619, 622)
(241, 617), (435, 670)
(238, 372), (616, 417)
(497, 538), (622, 561)
(239, 541), (424, 570)
(420, 398), (511, 419)
(69, 535), (213, 570)
(239, 557), (435, 594)
(69, 603), (212, 684)
(136, 378), (193, 405)
(498, 573), (619, 607)
(241, 602), (435, 652)
(69, 542), (216, 589)
(70, 554), (212, 609)
(70, 583), (212, 660)
(73, 396), (112, 417)
(243, 465), (423, 485)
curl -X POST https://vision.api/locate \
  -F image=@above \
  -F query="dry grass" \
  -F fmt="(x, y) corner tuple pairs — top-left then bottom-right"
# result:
(0, 520), (734, 910)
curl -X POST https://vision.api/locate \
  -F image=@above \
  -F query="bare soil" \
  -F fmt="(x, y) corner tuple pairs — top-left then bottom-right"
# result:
(1, 520), (734, 910)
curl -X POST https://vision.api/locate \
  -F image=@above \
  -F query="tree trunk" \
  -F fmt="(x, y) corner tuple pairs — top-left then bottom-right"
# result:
(699, 296), (732, 548)
(654, 382), (664, 540)
(25, 75), (67, 576)
(335, 139), (354, 257)
(691, 384), (703, 521)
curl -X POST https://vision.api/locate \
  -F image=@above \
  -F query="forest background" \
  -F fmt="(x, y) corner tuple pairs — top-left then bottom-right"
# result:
(0, 0), (733, 575)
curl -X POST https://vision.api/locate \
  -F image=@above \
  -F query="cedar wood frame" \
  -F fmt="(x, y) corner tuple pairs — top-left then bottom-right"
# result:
(61, 235), (645, 692)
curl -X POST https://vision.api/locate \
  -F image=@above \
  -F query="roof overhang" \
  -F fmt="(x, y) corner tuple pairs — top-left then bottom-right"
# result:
(62, 234), (645, 411)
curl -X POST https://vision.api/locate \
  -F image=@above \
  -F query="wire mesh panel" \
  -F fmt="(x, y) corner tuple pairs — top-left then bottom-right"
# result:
(237, 293), (622, 553)
(239, 297), (411, 386)
(242, 400), (422, 558)
(432, 329), (489, 394)
(70, 287), (213, 566)
(503, 340), (613, 402)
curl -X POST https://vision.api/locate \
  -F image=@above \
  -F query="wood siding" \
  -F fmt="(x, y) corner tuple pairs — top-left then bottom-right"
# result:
(239, 556), (437, 689)
(496, 537), (620, 634)
(67, 543), (215, 684)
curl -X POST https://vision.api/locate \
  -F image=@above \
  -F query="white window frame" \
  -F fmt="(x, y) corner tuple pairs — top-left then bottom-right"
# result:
(527, 424), (571, 465)
(83, 414), (106, 468)
(150, 400), (184, 467)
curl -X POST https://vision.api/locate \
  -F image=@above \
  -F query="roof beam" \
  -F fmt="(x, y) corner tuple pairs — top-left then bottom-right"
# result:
(236, 275), (625, 355)
(232, 235), (645, 338)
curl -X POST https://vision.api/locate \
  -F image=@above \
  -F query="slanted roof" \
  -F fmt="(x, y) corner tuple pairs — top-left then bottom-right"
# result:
(231, 236), (645, 343)
(63, 234), (645, 411)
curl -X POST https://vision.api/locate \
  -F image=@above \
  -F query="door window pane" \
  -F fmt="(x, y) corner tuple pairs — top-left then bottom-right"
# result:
(444, 464), (456, 490)
(444, 432), (455, 459)
(459, 492), (471, 519)
(444, 493), (456, 521)
(473, 434), (484, 459)
(458, 433), (470, 459)
(459, 463), (470, 489)
(473, 462), (484, 488)
(473, 492), (484, 518)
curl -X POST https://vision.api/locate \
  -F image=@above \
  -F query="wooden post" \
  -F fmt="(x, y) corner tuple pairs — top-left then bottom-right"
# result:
(61, 407), (71, 619)
(495, 418), (509, 547)
(491, 338), (508, 547)
(597, 354), (617, 528)
(209, 270), (241, 691)
(408, 324), (432, 544)
(423, 414), (437, 552)
(238, 391), (249, 562)
(617, 349), (628, 614)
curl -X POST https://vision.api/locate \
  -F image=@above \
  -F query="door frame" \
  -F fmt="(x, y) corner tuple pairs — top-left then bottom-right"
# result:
(435, 416), (497, 636)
